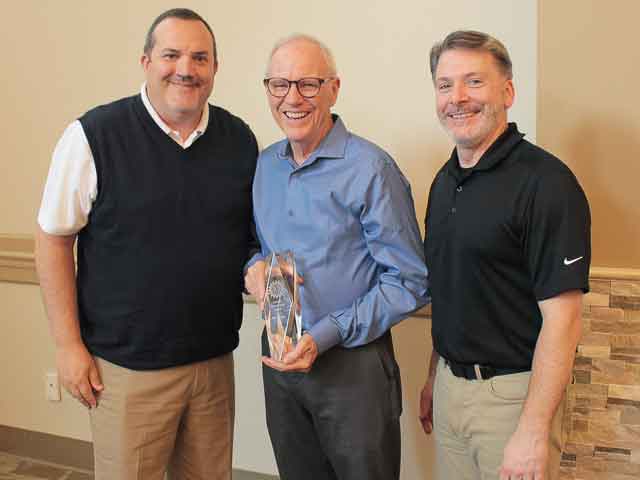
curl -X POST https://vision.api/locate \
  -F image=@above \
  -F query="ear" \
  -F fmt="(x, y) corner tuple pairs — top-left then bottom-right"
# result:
(329, 76), (341, 107)
(140, 54), (150, 71)
(504, 78), (515, 110)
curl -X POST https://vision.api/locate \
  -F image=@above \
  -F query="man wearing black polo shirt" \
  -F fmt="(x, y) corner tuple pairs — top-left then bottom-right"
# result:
(419, 31), (590, 480)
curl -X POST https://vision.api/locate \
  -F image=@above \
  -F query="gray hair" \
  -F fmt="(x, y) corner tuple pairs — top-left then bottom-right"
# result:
(144, 8), (217, 64)
(266, 34), (337, 77)
(429, 30), (512, 80)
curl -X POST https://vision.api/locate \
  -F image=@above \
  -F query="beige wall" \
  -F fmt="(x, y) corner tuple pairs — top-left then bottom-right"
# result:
(538, 0), (640, 268)
(0, 283), (90, 440)
(0, 0), (537, 235)
(0, 1), (537, 478)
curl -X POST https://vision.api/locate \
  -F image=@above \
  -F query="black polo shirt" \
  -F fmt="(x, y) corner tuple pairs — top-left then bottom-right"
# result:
(424, 123), (590, 369)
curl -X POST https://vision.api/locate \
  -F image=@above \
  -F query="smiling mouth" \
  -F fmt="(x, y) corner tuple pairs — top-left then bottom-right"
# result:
(448, 111), (478, 120)
(169, 80), (200, 89)
(283, 111), (310, 120)
(172, 84), (198, 89)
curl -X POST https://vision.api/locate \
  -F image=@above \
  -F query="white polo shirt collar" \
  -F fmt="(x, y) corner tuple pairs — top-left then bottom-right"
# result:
(140, 83), (208, 148)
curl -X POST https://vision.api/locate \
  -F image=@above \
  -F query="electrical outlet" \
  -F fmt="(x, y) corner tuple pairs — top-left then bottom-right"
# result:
(45, 372), (61, 402)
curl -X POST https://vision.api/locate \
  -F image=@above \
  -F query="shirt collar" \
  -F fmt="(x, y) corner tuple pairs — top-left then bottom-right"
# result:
(445, 122), (525, 181)
(277, 114), (348, 167)
(140, 83), (209, 148)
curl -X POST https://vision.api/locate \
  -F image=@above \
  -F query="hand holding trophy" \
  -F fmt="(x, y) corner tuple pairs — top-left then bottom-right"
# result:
(262, 252), (302, 361)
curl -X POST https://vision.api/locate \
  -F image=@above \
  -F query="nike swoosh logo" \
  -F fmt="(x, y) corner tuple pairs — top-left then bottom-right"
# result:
(564, 256), (584, 266)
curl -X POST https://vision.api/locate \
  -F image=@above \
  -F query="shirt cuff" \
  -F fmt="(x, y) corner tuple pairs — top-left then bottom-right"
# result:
(243, 252), (266, 295)
(307, 317), (343, 354)
(37, 217), (74, 236)
(244, 252), (265, 273)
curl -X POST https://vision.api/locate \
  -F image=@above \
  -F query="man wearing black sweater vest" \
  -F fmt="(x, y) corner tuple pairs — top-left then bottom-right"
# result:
(35, 9), (258, 480)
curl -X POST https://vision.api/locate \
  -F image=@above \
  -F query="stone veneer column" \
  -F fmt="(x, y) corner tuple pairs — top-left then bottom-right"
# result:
(561, 273), (640, 479)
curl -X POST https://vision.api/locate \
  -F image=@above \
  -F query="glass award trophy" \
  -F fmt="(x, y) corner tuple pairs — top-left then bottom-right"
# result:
(262, 251), (302, 361)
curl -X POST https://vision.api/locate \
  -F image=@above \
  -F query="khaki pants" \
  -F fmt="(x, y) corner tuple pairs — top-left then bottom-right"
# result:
(433, 360), (564, 480)
(89, 354), (235, 480)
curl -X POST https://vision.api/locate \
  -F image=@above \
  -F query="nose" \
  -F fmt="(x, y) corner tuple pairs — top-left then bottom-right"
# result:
(283, 81), (304, 104)
(176, 56), (196, 77)
(450, 82), (468, 104)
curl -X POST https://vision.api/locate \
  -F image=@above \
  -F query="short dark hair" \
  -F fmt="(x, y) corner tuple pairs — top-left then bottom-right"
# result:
(144, 8), (217, 63)
(429, 30), (512, 80)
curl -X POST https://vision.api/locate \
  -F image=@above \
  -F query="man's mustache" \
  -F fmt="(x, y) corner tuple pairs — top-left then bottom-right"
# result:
(166, 74), (201, 87)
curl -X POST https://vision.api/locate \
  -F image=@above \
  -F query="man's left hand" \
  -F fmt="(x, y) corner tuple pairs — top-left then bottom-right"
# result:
(245, 260), (267, 310)
(419, 374), (436, 434)
(262, 333), (318, 373)
(499, 426), (548, 480)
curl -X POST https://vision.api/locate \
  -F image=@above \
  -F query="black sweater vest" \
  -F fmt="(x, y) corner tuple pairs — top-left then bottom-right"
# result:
(77, 95), (258, 369)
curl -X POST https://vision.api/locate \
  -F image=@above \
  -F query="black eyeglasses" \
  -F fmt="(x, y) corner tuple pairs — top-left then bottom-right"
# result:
(263, 77), (334, 98)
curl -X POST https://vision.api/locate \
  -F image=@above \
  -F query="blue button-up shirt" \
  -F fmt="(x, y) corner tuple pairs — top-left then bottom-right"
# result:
(252, 116), (429, 353)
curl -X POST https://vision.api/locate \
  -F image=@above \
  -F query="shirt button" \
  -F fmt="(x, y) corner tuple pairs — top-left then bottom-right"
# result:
(288, 210), (294, 216)
(456, 186), (463, 192)
(451, 207), (457, 214)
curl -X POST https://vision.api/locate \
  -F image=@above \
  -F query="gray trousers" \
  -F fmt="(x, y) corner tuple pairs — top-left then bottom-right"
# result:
(262, 331), (402, 480)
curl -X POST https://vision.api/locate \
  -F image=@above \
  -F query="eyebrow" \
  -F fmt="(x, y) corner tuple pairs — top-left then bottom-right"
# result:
(436, 71), (486, 82)
(159, 48), (209, 56)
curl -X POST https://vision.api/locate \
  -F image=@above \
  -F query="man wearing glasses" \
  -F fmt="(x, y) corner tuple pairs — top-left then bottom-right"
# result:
(244, 35), (428, 479)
